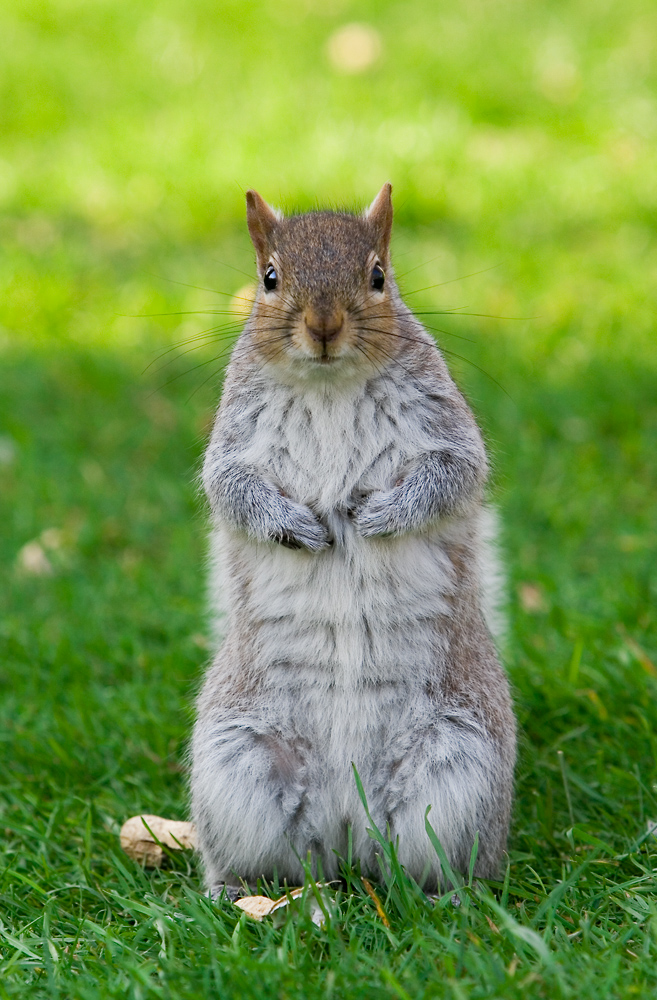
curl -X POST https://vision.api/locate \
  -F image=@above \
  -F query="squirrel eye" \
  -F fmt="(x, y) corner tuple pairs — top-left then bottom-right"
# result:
(371, 263), (385, 291)
(263, 264), (277, 292)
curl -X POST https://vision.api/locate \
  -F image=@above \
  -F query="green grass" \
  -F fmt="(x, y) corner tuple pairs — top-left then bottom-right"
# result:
(2, 0), (657, 996)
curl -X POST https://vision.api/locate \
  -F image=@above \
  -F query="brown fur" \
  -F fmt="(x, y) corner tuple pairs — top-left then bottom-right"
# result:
(247, 197), (400, 369)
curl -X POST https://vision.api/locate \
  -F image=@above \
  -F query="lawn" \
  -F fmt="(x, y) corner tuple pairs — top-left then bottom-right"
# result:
(1, 0), (657, 996)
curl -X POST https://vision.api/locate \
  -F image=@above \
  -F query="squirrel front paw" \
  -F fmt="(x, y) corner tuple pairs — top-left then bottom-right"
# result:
(354, 489), (401, 538)
(270, 499), (331, 553)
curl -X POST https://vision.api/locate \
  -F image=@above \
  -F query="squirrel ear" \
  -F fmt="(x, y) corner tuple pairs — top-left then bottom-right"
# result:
(246, 190), (280, 266)
(365, 183), (393, 255)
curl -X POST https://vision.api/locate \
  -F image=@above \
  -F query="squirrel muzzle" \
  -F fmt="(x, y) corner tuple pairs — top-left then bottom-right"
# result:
(303, 307), (345, 350)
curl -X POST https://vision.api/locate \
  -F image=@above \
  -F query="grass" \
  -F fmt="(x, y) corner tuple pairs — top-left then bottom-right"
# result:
(2, 0), (657, 996)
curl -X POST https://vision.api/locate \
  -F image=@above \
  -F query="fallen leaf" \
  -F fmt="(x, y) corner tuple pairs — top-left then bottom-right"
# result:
(235, 888), (305, 921)
(234, 895), (278, 920)
(235, 885), (335, 926)
(120, 815), (197, 867)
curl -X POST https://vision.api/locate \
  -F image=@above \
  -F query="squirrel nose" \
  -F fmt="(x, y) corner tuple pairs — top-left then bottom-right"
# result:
(304, 308), (344, 345)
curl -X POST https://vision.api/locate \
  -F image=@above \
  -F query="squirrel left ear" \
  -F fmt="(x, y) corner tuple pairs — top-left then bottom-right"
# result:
(365, 183), (393, 256)
(246, 190), (281, 267)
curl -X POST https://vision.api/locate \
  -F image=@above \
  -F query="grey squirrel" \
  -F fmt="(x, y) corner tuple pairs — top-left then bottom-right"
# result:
(191, 184), (516, 898)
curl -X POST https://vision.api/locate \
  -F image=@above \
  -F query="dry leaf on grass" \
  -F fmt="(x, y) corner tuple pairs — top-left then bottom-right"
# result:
(234, 888), (304, 921)
(235, 885), (334, 926)
(120, 815), (197, 867)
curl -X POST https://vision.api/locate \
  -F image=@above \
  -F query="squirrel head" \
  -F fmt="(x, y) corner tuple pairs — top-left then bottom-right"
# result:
(244, 185), (402, 377)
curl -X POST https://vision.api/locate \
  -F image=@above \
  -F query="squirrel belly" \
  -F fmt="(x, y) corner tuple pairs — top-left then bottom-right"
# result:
(190, 186), (516, 896)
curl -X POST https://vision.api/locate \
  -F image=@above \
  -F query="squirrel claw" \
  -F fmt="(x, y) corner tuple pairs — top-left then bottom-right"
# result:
(271, 530), (329, 552)
(274, 532), (305, 550)
(210, 883), (243, 903)
(268, 498), (331, 552)
(270, 521), (330, 553)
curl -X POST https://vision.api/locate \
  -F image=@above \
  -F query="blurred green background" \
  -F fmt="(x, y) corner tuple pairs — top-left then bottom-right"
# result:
(3, 0), (657, 360)
(2, 1), (657, 996)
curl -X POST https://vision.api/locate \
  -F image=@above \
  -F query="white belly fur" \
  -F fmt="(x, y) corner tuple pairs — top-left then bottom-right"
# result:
(207, 379), (481, 689)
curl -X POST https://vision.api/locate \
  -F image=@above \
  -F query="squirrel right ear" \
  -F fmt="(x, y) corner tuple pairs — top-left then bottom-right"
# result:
(365, 183), (393, 257)
(246, 190), (281, 266)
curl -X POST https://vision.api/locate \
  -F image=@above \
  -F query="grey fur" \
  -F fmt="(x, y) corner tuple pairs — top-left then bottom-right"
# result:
(192, 188), (516, 894)
(203, 460), (330, 552)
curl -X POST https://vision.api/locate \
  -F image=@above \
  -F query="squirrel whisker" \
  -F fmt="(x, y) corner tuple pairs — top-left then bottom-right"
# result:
(130, 309), (252, 319)
(400, 262), (504, 296)
(355, 305), (479, 337)
(412, 310), (528, 321)
(155, 343), (241, 392)
(357, 336), (419, 380)
(358, 327), (507, 394)
(358, 322), (476, 347)
(416, 323), (476, 345)
(351, 340), (391, 380)
(146, 322), (246, 368)
(148, 334), (243, 377)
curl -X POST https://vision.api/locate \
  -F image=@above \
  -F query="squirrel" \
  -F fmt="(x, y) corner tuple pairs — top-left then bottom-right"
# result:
(191, 184), (516, 899)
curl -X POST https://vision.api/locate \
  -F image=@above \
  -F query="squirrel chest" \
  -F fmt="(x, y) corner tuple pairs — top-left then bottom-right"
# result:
(209, 371), (460, 691)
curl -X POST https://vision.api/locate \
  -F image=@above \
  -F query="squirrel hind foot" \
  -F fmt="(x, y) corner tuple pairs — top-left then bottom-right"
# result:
(209, 882), (244, 903)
